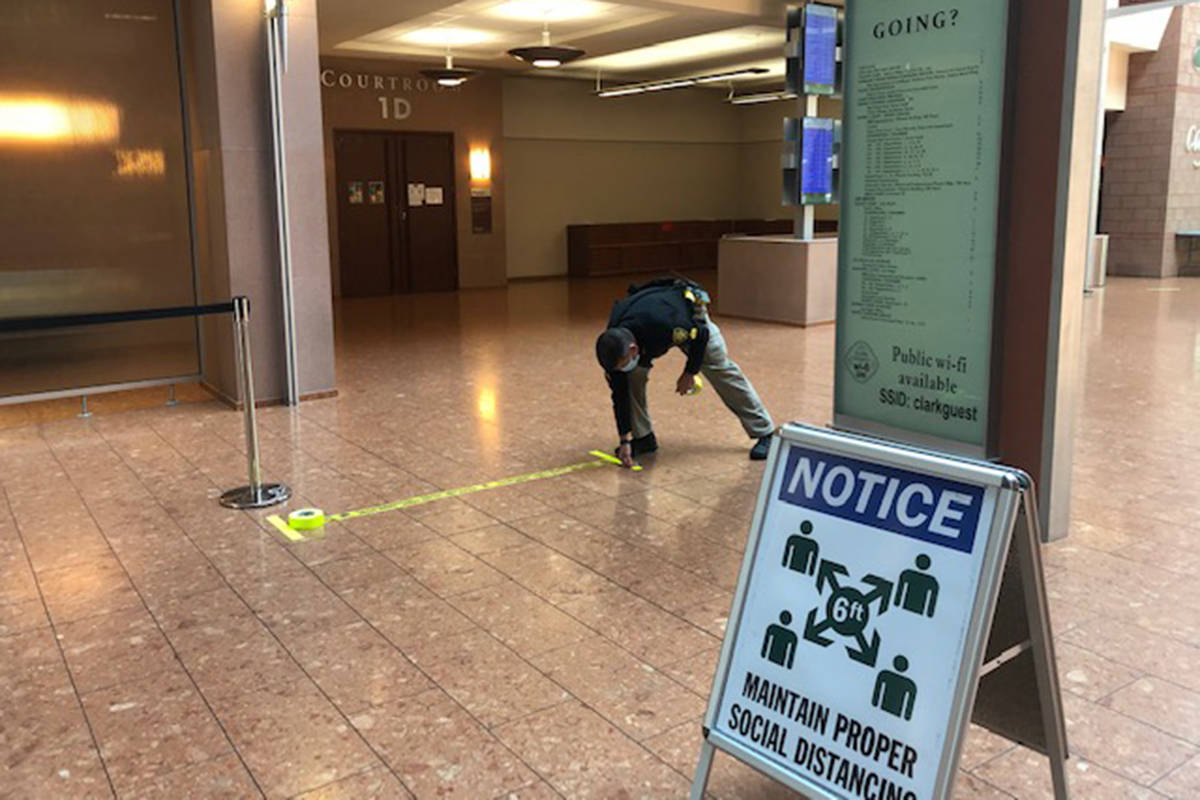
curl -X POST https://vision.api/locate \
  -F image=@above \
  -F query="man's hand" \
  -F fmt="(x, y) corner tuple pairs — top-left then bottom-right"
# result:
(675, 371), (694, 396)
(617, 442), (634, 468)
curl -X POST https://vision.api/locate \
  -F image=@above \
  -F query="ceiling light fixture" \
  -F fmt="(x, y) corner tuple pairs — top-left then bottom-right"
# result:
(508, 21), (584, 68)
(597, 67), (769, 98)
(489, 0), (608, 22)
(402, 26), (493, 47)
(728, 90), (796, 105)
(420, 50), (476, 87)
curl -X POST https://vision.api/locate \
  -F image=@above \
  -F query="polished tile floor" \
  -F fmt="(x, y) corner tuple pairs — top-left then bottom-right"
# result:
(1, 274), (1198, 799)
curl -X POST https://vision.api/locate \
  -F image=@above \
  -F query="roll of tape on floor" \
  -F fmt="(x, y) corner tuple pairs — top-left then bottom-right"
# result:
(288, 508), (326, 530)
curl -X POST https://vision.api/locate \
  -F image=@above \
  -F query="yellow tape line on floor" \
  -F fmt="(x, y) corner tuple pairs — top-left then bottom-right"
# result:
(265, 451), (627, 540)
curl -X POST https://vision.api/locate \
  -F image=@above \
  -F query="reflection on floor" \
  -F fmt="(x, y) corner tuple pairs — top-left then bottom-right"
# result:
(1, 274), (1198, 798)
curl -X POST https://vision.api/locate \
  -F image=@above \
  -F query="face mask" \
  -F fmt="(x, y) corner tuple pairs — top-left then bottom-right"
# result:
(616, 353), (639, 373)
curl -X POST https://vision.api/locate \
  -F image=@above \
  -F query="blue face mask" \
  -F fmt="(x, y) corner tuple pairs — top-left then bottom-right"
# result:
(616, 352), (639, 373)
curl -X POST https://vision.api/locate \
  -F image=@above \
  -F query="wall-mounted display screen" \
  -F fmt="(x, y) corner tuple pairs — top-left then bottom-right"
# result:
(804, 4), (839, 94)
(801, 118), (836, 204)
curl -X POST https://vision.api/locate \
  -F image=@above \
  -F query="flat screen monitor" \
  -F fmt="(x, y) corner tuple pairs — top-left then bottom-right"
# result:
(801, 117), (836, 204)
(804, 4), (839, 95)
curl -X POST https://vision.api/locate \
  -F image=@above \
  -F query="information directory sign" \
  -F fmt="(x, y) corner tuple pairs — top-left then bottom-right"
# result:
(696, 424), (1019, 800)
(801, 118), (836, 204)
(833, 1), (1011, 455)
(803, 4), (839, 94)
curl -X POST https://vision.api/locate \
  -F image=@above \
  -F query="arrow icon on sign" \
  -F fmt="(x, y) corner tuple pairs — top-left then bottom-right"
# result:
(846, 630), (881, 667)
(816, 559), (848, 593)
(862, 574), (894, 614)
(803, 608), (834, 647)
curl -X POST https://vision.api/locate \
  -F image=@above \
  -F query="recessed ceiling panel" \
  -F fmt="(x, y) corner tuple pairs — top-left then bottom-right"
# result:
(574, 25), (783, 72)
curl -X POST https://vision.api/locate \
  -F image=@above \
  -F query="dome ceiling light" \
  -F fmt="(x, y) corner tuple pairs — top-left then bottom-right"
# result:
(419, 50), (476, 87)
(508, 22), (584, 68)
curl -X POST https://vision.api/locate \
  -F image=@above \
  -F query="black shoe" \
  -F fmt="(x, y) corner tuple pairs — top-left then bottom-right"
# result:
(631, 432), (658, 456)
(750, 435), (772, 460)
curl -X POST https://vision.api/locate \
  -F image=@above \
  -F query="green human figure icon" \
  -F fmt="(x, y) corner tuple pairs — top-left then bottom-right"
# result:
(895, 554), (938, 617)
(762, 610), (798, 669)
(782, 521), (820, 576)
(872, 655), (917, 721)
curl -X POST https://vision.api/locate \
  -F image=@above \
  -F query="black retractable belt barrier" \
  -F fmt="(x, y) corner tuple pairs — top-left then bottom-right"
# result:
(0, 297), (290, 510)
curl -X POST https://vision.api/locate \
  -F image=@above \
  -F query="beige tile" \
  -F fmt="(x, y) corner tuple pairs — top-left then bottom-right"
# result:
(340, 513), (439, 551)
(37, 556), (142, 624)
(951, 772), (1017, 799)
(351, 688), (537, 797)
(494, 700), (690, 799)
(122, 753), (261, 799)
(480, 542), (620, 605)
(493, 781), (564, 799)
(1059, 692), (1196, 784)
(959, 723), (1017, 771)
(132, 560), (226, 611)
(175, 622), (307, 705)
(448, 522), (535, 555)
(1102, 676), (1200, 745)
(414, 503), (498, 535)
(284, 526), (373, 567)
(558, 588), (720, 670)
(312, 552), (407, 593)
(82, 668), (230, 795)
(286, 621), (434, 715)
(291, 766), (413, 799)
(384, 538), (507, 596)
(414, 628), (569, 726)
(660, 647), (721, 697)
(1155, 753), (1200, 799)
(336, 575), (478, 659)
(1054, 640), (1143, 701)
(236, 570), (360, 641)
(0, 596), (49, 637)
(679, 595), (733, 638)
(461, 487), (553, 523)
(57, 607), (178, 695)
(217, 681), (380, 799)
(0, 726), (112, 800)
(447, 579), (593, 657)
(974, 746), (1164, 799)
(1060, 618), (1200, 694)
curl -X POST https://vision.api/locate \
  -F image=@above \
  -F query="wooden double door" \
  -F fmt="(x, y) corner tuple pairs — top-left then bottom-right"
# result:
(334, 131), (458, 296)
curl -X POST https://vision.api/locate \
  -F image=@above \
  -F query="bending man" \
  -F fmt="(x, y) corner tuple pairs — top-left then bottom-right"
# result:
(595, 279), (775, 467)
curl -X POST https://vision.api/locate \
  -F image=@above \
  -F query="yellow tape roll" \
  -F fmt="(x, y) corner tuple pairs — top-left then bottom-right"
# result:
(288, 508), (326, 530)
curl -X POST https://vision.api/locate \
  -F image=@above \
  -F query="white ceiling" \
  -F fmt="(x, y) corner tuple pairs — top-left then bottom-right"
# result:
(316, 0), (815, 86)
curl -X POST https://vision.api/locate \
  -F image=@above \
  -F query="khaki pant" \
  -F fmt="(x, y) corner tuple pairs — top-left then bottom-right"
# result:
(627, 318), (774, 440)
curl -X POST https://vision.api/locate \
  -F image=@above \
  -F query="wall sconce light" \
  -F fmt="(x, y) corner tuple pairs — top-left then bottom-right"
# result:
(469, 147), (492, 181)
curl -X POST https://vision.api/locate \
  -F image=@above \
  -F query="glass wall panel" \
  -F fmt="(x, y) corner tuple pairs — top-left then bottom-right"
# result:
(0, 0), (199, 399)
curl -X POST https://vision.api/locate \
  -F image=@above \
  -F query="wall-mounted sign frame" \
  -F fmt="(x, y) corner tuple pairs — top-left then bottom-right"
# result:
(689, 424), (1068, 799)
(833, 0), (1014, 458)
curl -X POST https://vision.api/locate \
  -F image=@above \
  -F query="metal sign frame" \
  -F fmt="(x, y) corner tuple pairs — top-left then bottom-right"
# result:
(690, 423), (1067, 799)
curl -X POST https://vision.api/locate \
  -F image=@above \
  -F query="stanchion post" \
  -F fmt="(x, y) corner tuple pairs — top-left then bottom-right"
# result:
(219, 296), (291, 510)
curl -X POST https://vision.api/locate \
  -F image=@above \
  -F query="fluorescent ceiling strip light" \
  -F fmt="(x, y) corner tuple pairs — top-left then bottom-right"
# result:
(582, 25), (782, 70)
(598, 86), (648, 97)
(729, 91), (795, 105)
(598, 67), (768, 98)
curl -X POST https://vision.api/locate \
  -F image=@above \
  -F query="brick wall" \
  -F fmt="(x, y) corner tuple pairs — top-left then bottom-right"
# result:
(1102, 7), (1200, 277)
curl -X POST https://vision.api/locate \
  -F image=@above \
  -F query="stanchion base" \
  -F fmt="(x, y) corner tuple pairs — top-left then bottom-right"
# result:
(219, 483), (291, 510)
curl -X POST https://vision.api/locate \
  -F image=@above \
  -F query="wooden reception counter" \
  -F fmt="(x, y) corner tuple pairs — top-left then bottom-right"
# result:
(715, 234), (838, 327)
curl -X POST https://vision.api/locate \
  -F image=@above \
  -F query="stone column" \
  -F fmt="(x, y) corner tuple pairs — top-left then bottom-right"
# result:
(184, 0), (335, 404)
